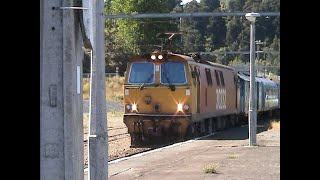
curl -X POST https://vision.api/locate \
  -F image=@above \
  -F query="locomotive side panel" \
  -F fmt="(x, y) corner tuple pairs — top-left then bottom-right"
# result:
(197, 65), (214, 113)
(220, 68), (237, 114)
(195, 64), (237, 117)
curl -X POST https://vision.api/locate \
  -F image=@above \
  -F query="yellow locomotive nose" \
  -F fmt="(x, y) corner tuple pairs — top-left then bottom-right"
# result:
(124, 89), (191, 114)
(123, 51), (195, 146)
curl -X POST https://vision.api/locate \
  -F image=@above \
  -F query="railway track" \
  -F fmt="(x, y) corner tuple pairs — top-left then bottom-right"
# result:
(109, 133), (130, 142)
(108, 126), (127, 131)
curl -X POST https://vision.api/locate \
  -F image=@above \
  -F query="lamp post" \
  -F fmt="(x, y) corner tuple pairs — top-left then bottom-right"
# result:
(245, 12), (260, 146)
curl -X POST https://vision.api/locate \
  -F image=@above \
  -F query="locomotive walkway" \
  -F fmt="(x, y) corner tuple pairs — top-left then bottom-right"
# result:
(85, 122), (280, 180)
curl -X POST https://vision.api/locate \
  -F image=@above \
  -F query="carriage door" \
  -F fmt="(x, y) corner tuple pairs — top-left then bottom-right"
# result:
(240, 79), (245, 113)
(256, 82), (259, 110)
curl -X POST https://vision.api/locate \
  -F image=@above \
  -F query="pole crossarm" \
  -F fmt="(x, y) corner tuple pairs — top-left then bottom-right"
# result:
(105, 12), (280, 19)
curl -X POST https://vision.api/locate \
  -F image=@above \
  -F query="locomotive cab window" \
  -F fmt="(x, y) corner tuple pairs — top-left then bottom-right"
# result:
(128, 62), (155, 84)
(160, 62), (187, 85)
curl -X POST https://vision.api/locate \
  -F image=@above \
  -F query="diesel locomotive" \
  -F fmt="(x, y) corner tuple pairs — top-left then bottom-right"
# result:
(123, 50), (280, 147)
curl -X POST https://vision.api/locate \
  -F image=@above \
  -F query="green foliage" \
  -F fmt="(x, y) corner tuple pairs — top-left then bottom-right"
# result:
(100, 0), (280, 76)
(104, 0), (180, 72)
(229, 56), (247, 66)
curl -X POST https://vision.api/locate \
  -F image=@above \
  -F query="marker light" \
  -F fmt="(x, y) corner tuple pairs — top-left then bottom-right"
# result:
(177, 103), (183, 111)
(132, 103), (137, 111)
(126, 104), (131, 110)
(151, 55), (156, 60)
(158, 54), (163, 60)
(183, 104), (190, 110)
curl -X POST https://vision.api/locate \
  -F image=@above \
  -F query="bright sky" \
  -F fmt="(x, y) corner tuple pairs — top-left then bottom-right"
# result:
(182, 0), (200, 4)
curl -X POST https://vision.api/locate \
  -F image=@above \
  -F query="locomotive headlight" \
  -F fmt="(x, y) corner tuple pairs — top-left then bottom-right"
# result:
(183, 104), (190, 110)
(158, 54), (163, 60)
(177, 103), (183, 111)
(126, 103), (138, 112)
(132, 103), (137, 111)
(151, 55), (156, 60)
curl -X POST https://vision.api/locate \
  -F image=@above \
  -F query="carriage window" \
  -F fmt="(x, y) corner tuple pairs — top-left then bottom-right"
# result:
(205, 68), (213, 86)
(215, 70), (220, 86)
(160, 62), (187, 85)
(128, 62), (155, 84)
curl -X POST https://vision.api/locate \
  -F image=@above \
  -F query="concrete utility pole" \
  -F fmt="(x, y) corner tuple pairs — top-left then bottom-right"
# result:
(87, 0), (108, 179)
(245, 12), (260, 146)
(40, 0), (84, 179)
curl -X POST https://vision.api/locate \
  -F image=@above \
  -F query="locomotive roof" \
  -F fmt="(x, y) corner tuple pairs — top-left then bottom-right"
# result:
(130, 51), (234, 71)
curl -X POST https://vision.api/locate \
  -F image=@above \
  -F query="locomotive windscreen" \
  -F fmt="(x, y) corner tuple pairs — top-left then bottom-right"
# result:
(128, 62), (155, 84)
(160, 62), (186, 85)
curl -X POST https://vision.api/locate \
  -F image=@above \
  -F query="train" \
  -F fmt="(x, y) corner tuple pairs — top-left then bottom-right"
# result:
(122, 50), (280, 147)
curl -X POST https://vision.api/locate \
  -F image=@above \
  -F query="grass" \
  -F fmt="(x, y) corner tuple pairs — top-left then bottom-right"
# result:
(203, 163), (219, 174)
(108, 111), (124, 117)
(106, 76), (125, 101)
(83, 76), (125, 101)
(83, 113), (89, 129)
(83, 78), (90, 100)
(83, 111), (124, 130)
(268, 119), (280, 129)
(227, 153), (239, 159)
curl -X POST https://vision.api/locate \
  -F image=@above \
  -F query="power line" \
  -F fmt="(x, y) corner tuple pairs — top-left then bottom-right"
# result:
(105, 12), (280, 19)
(200, 51), (280, 55)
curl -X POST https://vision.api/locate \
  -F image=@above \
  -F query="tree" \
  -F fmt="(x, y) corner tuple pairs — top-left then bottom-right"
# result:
(105, 0), (180, 72)
(179, 0), (205, 52)
(102, 0), (280, 71)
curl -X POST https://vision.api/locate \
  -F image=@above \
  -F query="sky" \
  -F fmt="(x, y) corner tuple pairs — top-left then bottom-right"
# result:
(182, 0), (200, 4)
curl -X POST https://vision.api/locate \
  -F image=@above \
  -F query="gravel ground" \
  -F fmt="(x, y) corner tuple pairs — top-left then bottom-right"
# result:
(83, 101), (152, 168)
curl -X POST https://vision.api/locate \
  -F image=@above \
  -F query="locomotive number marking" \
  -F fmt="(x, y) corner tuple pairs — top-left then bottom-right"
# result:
(216, 88), (226, 110)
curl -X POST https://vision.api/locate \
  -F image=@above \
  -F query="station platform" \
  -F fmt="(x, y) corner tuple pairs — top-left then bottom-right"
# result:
(85, 123), (280, 180)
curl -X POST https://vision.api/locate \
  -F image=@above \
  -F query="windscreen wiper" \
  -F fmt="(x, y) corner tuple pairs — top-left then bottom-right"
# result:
(139, 83), (145, 90)
(139, 74), (154, 90)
